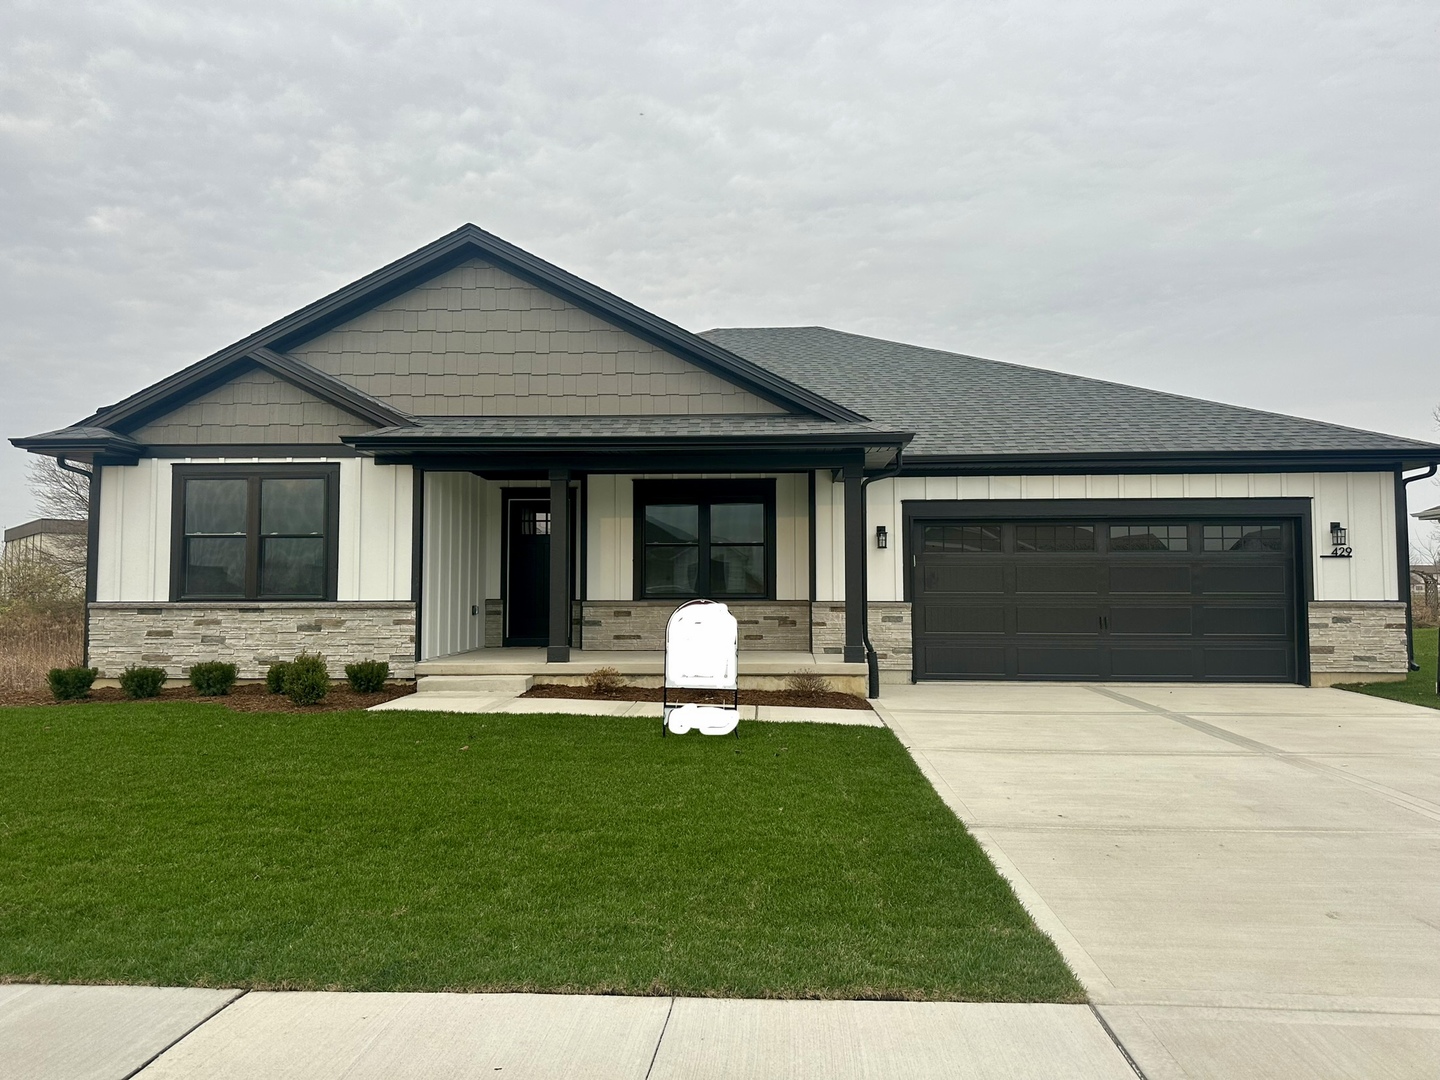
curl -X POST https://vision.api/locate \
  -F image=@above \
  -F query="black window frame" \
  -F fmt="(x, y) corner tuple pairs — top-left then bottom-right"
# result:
(632, 479), (777, 601)
(170, 463), (341, 602)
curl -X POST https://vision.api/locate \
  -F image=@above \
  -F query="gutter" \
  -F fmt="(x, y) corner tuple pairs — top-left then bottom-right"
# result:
(1399, 465), (1439, 670)
(859, 447), (905, 699)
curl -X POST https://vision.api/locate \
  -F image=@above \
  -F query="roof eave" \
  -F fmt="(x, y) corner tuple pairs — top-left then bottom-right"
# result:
(897, 448), (1440, 475)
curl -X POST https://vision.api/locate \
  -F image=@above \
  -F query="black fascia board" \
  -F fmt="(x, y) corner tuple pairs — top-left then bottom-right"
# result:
(79, 224), (861, 432)
(897, 448), (1440, 475)
(9, 427), (143, 465)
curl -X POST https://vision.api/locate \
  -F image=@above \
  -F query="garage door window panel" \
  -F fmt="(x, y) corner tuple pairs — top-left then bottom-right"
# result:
(1015, 524), (1095, 552)
(1109, 524), (1188, 552)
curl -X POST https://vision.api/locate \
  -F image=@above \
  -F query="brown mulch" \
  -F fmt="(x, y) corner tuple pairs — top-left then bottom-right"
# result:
(0, 682), (416, 712)
(521, 684), (872, 711)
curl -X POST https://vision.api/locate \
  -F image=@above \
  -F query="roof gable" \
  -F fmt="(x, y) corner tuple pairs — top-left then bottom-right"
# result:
(131, 363), (376, 445)
(287, 258), (785, 417)
(81, 225), (862, 430)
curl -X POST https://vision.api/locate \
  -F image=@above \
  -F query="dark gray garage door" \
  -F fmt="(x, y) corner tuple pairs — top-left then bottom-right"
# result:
(912, 519), (1298, 681)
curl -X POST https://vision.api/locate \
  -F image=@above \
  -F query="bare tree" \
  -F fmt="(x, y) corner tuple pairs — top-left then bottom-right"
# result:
(1413, 522), (1440, 625)
(27, 457), (90, 520)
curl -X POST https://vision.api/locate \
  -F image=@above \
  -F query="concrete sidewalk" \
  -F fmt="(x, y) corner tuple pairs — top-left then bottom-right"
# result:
(1, 985), (1138, 1080)
(370, 692), (884, 725)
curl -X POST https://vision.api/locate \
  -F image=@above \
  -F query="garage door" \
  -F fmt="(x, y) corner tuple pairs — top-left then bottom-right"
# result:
(912, 519), (1298, 681)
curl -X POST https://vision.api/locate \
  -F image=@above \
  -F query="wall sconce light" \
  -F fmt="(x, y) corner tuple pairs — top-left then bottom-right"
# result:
(1330, 521), (1347, 546)
(876, 525), (888, 549)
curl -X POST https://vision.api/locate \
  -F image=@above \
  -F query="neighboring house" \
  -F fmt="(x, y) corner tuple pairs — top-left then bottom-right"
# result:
(12, 224), (1440, 691)
(0, 518), (87, 595)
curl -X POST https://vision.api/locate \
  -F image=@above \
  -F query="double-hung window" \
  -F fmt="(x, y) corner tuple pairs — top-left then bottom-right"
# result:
(634, 480), (775, 600)
(171, 465), (340, 600)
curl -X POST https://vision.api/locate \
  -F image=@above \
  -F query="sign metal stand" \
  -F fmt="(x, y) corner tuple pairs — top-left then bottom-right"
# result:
(661, 599), (740, 737)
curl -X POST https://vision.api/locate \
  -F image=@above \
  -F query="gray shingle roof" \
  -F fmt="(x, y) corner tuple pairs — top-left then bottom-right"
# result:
(702, 326), (1440, 461)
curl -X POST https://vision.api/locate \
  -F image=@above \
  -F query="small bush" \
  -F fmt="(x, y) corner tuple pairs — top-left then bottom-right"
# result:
(784, 671), (832, 696)
(284, 652), (330, 706)
(189, 661), (237, 696)
(47, 665), (97, 701)
(585, 665), (625, 693)
(345, 660), (390, 693)
(265, 661), (291, 694)
(119, 665), (167, 699)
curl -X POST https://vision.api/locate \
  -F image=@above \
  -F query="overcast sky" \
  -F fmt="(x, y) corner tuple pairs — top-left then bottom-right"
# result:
(3, 0), (1438, 530)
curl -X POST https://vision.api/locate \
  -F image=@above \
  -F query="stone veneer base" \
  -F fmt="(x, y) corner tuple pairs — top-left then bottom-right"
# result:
(812, 601), (913, 671)
(1306, 601), (1409, 676)
(88, 601), (418, 680)
(580, 600), (810, 651)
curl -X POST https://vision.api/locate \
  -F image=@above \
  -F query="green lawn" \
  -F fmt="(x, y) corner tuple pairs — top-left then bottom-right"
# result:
(1336, 625), (1440, 709)
(0, 704), (1081, 1002)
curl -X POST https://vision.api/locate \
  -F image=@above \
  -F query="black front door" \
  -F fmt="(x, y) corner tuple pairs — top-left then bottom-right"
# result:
(505, 498), (551, 646)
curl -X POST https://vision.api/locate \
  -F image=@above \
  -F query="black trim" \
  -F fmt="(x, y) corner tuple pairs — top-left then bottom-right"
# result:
(367, 447), (902, 474)
(901, 498), (1315, 685)
(145, 443), (362, 459)
(1398, 466), (1438, 670)
(548, 470), (572, 663)
(632, 479), (777, 602)
(897, 450), (1440, 475)
(807, 469), (817, 651)
(412, 467), (425, 663)
(169, 464), (341, 602)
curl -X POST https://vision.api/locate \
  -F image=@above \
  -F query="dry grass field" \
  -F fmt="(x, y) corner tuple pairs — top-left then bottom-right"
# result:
(0, 606), (83, 694)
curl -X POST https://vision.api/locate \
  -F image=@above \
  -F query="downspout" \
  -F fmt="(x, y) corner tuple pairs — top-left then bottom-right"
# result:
(859, 446), (905, 699)
(56, 457), (98, 666)
(1398, 464), (1438, 671)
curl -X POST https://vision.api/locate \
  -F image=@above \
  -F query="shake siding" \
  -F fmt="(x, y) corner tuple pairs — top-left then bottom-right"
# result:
(287, 259), (786, 416)
(131, 367), (372, 444)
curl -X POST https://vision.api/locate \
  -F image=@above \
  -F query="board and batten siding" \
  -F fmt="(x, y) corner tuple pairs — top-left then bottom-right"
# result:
(95, 458), (413, 603)
(813, 471), (1401, 603)
(287, 258), (785, 417)
(130, 366), (373, 445)
(420, 471), (487, 659)
(584, 473), (810, 601)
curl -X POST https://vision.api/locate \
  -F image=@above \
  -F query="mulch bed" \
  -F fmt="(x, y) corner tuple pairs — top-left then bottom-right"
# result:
(0, 682), (416, 712)
(521, 684), (872, 711)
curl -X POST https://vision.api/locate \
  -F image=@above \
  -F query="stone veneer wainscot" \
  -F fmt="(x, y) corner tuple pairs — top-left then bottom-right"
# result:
(1306, 601), (1409, 678)
(88, 602), (417, 680)
(811, 601), (912, 671)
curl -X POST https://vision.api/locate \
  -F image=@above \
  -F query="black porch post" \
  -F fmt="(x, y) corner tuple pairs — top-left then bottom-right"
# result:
(548, 468), (571, 663)
(843, 457), (866, 664)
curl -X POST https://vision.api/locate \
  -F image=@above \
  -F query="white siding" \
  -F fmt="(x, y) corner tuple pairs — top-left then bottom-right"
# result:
(584, 473), (809, 601)
(96, 457), (412, 603)
(421, 471), (488, 658)
(813, 471), (1400, 603)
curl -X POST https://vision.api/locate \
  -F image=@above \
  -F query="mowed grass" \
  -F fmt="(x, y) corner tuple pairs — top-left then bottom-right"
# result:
(1337, 626), (1440, 709)
(0, 705), (1082, 1002)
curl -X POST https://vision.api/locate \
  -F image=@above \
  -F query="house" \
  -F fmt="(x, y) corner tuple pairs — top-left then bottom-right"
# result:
(13, 224), (1440, 693)
(0, 517), (87, 596)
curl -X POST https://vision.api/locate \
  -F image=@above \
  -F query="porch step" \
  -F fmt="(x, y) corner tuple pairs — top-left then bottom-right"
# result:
(416, 674), (535, 695)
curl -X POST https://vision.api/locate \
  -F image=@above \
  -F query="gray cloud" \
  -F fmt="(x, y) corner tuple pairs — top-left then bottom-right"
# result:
(3, 0), (1438, 526)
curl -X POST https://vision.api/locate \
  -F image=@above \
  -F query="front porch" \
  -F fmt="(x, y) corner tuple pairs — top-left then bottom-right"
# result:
(416, 647), (869, 695)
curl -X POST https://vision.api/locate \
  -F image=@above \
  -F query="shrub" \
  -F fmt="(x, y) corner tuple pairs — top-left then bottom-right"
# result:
(119, 665), (167, 699)
(284, 652), (330, 706)
(344, 660), (390, 693)
(47, 665), (97, 701)
(265, 661), (291, 695)
(585, 665), (624, 693)
(189, 661), (237, 696)
(784, 671), (832, 696)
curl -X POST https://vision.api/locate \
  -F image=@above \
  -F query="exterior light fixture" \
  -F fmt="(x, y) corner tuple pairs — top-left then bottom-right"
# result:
(876, 525), (888, 549)
(1330, 521), (1347, 546)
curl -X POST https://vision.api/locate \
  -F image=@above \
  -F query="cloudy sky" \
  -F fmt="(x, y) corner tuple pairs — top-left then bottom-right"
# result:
(3, 0), (1438, 529)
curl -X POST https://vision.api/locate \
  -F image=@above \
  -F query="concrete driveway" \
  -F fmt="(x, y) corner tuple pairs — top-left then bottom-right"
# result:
(876, 682), (1440, 1080)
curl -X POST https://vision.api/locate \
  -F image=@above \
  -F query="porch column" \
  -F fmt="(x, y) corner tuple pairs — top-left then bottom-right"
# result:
(843, 458), (866, 664)
(547, 468), (572, 663)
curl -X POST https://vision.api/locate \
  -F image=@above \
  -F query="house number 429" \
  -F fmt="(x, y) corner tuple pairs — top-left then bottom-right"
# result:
(1329, 545), (1353, 558)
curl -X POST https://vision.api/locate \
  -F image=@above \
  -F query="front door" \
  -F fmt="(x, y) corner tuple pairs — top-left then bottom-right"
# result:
(505, 498), (551, 646)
